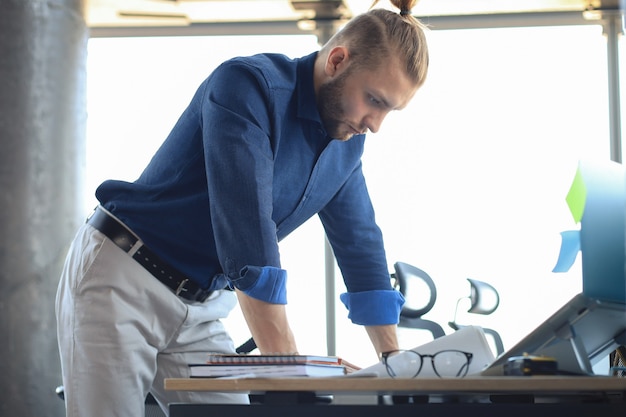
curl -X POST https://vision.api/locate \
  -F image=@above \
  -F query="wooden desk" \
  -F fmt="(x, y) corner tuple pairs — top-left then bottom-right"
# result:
(165, 376), (626, 417)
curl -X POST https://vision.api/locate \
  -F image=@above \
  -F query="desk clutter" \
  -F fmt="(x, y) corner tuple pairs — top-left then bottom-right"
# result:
(186, 327), (493, 380)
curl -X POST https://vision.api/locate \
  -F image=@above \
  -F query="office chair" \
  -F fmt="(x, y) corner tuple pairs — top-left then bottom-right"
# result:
(448, 278), (505, 355)
(392, 261), (446, 339)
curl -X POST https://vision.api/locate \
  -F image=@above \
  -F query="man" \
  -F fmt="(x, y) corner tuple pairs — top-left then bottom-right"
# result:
(56, 2), (428, 416)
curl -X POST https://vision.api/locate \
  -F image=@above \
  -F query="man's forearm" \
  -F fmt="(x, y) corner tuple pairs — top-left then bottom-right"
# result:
(235, 289), (298, 354)
(366, 324), (400, 358)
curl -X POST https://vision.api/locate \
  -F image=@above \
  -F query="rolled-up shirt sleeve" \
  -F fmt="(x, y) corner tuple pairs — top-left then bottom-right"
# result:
(340, 290), (405, 325)
(229, 265), (288, 304)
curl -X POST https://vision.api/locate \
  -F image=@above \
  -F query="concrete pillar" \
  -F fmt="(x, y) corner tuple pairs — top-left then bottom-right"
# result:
(0, 0), (87, 415)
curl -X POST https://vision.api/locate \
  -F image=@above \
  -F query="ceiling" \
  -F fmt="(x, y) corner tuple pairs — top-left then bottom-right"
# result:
(85, 0), (622, 37)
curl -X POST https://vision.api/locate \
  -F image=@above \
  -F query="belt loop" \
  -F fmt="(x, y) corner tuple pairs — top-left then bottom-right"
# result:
(175, 279), (189, 296)
(127, 240), (143, 257)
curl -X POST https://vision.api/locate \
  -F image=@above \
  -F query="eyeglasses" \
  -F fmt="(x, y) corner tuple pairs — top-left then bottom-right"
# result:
(381, 349), (473, 378)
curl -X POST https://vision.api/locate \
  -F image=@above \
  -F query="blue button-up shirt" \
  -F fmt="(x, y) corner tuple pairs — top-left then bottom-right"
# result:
(96, 51), (404, 325)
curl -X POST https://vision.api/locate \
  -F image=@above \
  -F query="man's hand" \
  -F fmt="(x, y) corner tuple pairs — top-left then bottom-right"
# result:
(235, 289), (298, 354)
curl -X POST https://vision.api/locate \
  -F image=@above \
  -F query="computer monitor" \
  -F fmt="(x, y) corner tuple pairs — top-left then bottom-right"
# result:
(481, 293), (626, 376)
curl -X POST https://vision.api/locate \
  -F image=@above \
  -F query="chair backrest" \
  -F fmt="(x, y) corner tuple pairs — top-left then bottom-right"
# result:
(393, 262), (446, 339)
(466, 278), (500, 315)
(449, 278), (504, 355)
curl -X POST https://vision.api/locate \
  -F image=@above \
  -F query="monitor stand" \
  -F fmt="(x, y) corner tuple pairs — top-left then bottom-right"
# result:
(553, 321), (594, 375)
(538, 324), (626, 375)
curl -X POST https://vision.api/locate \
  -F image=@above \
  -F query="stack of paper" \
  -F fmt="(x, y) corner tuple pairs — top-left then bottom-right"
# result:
(188, 354), (349, 378)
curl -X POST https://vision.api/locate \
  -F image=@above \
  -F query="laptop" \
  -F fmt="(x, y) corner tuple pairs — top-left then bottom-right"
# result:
(482, 160), (626, 376)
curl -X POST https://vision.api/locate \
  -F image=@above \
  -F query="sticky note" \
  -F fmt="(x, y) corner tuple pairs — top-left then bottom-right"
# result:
(552, 230), (581, 273)
(565, 167), (586, 224)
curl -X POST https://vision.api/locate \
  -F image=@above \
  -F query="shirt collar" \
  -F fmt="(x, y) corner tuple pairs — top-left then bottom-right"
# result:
(296, 51), (323, 125)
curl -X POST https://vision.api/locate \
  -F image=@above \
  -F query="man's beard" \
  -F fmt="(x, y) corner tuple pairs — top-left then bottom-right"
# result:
(317, 70), (353, 141)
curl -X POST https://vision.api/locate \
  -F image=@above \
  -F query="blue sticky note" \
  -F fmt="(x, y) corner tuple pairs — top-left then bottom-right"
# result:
(552, 230), (581, 273)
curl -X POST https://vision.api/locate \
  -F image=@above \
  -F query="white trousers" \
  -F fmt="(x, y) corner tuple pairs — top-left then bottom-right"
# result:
(55, 222), (249, 417)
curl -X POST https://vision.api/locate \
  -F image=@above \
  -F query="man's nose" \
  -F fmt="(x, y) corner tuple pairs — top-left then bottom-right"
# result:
(364, 111), (386, 134)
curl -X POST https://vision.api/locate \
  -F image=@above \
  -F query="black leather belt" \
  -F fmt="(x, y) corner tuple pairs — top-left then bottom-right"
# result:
(86, 206), (213, 303)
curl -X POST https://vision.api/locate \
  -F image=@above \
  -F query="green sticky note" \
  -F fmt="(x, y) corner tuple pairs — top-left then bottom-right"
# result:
(566, 166), (587, 224)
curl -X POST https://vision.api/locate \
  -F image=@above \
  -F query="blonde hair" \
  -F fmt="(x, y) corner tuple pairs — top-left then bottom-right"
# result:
(321, 0), (429, 89)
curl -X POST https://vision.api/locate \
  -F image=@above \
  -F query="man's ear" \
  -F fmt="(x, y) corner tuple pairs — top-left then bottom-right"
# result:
(325, 46), (350, 77)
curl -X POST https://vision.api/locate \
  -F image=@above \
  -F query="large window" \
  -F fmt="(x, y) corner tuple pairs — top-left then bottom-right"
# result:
(86, 23), (613, 368)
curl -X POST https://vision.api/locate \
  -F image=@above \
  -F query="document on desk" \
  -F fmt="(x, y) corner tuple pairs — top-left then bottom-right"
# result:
(350, 326), (495, 378)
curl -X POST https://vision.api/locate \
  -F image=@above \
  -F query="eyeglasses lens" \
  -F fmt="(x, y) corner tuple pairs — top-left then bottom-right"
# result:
(433, 350), (470, 378)
(385, 350), (422, 378)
